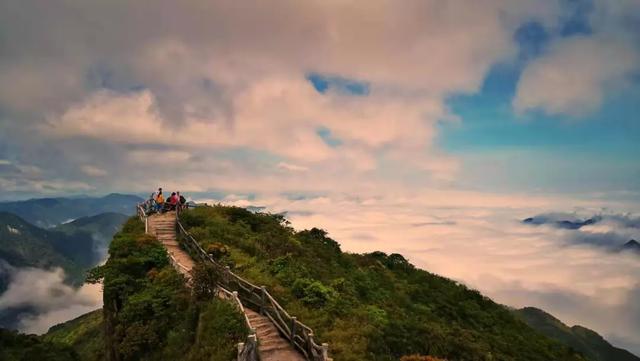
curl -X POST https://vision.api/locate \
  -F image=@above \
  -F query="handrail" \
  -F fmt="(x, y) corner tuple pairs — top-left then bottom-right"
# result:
(139, 207), (258, 361)
(175, 209), (332, 361)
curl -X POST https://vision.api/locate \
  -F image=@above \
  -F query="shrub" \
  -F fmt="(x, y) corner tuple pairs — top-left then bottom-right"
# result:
(206, 242), (228, 260)
(292, 278), (337, 307)
(400, 356), (448, 361)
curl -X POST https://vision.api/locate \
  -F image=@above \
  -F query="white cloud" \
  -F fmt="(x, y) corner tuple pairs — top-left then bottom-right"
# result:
(514, 35), (639, 117)
(277, 162), (309, 172)
(0, 267), (102, 334)
(200, 192), (640, 354)
(0, 0), (567, 195)
(81, 165), (108, 177)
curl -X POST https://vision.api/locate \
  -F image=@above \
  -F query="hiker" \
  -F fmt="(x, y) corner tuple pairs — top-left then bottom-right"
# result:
(177, 192), (186, 210)
(167, 192), (178, 211)
(155, 188), (165, 212)
(146, 192), (156, 213)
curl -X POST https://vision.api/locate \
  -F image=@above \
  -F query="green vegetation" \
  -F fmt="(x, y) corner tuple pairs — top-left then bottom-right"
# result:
(44, 310), (105, 361)
(514, 307), (640, 361)
(0, 328), (78, 361)
(0, 212), (84, 283)
(93, 217), (247, 361)
(179, 205), (588, 361)
(54, 212), (129, 265)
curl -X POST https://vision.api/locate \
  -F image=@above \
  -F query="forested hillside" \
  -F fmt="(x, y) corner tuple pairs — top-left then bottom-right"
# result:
(0, 328), (79, 361)
(514, 307), (640, 361)
(44, 310), (104, 361)
(0, 212), (84, 283)
(54, 212), (128, 264)
(178, 206), (587, 361)
(89, 217), (248, 361)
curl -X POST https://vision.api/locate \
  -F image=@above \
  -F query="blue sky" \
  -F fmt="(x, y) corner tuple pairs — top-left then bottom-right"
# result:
(441, 64), (640, 193)
(436, 11), (640, 195)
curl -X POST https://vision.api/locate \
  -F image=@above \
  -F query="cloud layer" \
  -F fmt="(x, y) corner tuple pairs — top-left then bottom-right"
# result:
(0, 0), (565, 196)
(207, 193), (640, 355)
(0, 267), (102, 334)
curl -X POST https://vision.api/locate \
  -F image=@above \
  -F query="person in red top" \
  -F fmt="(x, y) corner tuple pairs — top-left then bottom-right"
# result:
(168, 192), (178, 210)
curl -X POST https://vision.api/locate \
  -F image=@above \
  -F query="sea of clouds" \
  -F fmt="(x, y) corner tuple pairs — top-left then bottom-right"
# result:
(200, 193), (640, 354)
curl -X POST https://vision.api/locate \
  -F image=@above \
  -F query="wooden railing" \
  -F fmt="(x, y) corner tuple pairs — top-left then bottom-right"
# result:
(175, 211), (332, 361)
(137, 203), (260, 361)
(218, 288), (259, 361)
(136, 203), (149, 233)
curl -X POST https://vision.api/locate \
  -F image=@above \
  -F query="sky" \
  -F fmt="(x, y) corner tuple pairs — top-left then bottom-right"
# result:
(1, 0), (640, 354)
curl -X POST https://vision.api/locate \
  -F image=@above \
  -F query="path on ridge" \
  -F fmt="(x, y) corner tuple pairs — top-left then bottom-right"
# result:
(147, 211), (305, 361)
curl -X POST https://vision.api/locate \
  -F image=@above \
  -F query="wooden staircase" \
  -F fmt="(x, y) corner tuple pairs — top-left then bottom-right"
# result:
(147, 211), (304, 361)
(147, 211), (194, 277)
(246, 308), (305, 361)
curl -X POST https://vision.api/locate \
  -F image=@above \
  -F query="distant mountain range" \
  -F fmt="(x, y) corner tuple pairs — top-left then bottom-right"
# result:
(514, 307), (640, 361)
(621, 240), (640, 254)
(0, 194), (140, 331)
(0, 210), (128, 329)
(523, 216), (599, 230)
(0, 212), (85, 281)
(0, 193), (143, 228)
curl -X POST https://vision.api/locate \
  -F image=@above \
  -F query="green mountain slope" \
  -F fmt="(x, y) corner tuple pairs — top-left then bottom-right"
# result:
(0, 194), (142, 228)
(0, 212), (89, 329)
(0, 328), (79, 361)
(97, 217), (248, 361)
(514, 307), (640, 361)
(177, 205), (587, 361)
(54, 212), (128, 265)
(0, 212), (83, 280)
(43, 310), (105, 361)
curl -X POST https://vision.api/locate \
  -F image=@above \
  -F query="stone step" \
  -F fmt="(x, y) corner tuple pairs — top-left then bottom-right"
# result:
(261, 343), (293, 352)
(249, 318), (273, 325)
(260, 336), (290, 345)
(254, 328), (280, 338)
(254, 323), (279, 332)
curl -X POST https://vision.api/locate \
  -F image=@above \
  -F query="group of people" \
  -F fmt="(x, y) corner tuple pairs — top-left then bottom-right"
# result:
(145, 187), (187, 213)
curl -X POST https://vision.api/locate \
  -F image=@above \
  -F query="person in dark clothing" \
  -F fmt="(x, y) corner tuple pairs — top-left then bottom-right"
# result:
(177, 192), (186, 209)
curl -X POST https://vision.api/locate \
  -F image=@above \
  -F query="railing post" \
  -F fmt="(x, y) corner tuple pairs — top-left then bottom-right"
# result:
(322, 343), (330, 361)
(290, 316), (297, 345)
(247, 334), (258, 361)
(232, 291), (239, 309)
(260, 286), (266, 315)
(225, 266), (231, 286)
(308, 332), (315, 356)
(237, 342), (244, 361)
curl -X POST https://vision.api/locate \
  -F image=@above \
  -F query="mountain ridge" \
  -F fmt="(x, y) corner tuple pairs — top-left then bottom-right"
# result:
(0, 194), (142, 228)
(514, 307), (640, 361)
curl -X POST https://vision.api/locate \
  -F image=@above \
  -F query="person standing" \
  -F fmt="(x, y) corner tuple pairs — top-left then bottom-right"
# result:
(177, 192), (186, 211)
(155, 188), (164, 212)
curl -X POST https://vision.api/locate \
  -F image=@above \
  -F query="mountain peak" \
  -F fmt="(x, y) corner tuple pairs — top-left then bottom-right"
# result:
(622, 240), (640, 253)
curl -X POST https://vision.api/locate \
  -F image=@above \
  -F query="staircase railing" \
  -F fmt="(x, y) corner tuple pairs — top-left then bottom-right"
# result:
(219, 288), (259, 361)
(175, 211), (332, 361)
(138, 204), (259, 361)
(136, 203), (149, 233)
